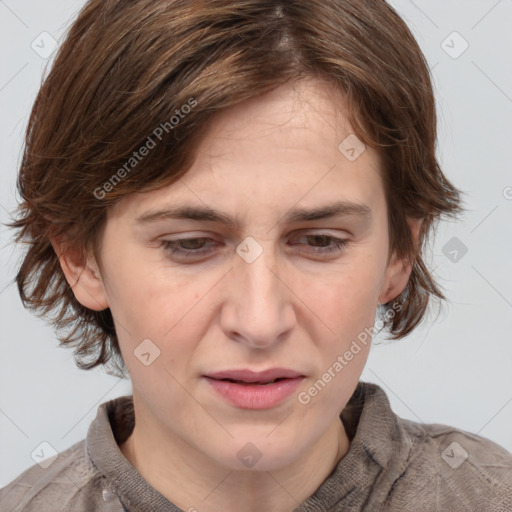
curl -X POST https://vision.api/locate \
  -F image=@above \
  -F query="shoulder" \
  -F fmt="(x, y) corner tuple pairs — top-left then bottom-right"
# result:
(386, 417), (512, 511)
(0, 439), (120, 512)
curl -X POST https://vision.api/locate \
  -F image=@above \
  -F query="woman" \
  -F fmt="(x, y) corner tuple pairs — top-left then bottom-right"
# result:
(1, 1), (511, 511)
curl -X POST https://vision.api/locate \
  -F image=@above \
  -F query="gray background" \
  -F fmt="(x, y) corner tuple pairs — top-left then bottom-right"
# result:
(1, 0), (511, 488)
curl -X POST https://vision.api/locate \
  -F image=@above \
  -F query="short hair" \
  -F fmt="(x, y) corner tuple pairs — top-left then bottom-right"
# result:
(9, 0), (464, 378)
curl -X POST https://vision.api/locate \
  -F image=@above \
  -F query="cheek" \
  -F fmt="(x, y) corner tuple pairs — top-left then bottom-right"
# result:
(310, 257), (384, 336)
(102, 253), (215, 376)
(99, 249), (182, 348)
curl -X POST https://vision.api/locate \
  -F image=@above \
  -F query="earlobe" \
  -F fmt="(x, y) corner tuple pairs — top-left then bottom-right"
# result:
(378, 255), (413, 305)
(51, 238), (109, 311)
(378, 217), (423, 305)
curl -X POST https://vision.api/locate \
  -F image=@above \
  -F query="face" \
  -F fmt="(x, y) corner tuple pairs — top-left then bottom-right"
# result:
(65, 77), (413, 472)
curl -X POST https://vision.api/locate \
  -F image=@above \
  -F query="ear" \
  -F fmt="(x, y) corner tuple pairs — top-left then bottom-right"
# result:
(378, 217), (423, 305)
(50, 237), (109, 311)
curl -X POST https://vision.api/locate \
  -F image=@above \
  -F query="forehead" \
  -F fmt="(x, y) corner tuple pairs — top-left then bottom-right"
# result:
(110, 78), (385, 224)
(203, 78), (360, 157)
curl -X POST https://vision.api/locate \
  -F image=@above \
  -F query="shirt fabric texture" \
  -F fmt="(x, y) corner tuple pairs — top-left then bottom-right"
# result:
(1, 381), (511, 511)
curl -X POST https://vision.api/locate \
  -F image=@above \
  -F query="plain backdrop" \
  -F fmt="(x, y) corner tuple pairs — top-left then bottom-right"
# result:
(1, 0), (511, 488)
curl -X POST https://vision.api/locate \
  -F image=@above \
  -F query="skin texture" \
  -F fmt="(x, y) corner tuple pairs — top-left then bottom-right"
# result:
(54, 77), (421, 512)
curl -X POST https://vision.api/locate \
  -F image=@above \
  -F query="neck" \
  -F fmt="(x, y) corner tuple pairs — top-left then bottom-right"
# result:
(119, 409), (349, 512)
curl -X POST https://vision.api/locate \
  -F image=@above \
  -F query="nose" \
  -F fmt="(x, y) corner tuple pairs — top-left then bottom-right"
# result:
(219, 238), (296, 350)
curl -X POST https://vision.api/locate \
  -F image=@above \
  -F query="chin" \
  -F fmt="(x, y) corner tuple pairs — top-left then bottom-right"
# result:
(206, 438), (303, 473)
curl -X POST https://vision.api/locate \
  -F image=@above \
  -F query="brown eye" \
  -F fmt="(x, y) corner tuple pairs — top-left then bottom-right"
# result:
(161, 238), (217, 257)
(290, 233), (348, 254)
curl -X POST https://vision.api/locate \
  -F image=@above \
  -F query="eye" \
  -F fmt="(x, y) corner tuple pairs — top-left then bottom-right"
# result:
(160, 232), (349, 262)
(161, 237), (218, 258)
(289, 233), (349, 254)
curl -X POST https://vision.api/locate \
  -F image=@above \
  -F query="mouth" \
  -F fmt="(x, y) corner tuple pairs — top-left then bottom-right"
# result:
(203, 368), (305, 409)
(213, 377), (289, 385)
(204, 368), (305, 384)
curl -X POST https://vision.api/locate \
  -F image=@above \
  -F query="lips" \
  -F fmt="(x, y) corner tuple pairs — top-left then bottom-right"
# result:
(203, 368), (306, 409)
(205, 368), (305, 384)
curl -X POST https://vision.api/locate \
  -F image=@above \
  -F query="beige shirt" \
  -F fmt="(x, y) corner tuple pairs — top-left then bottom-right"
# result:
(1, 381), (511, 511)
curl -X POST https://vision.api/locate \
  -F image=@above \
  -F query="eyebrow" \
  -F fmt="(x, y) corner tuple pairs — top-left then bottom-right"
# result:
(135, 200), (372, 227)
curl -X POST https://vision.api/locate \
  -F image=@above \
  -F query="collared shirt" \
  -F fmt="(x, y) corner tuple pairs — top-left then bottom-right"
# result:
(1, 381), (511, 511)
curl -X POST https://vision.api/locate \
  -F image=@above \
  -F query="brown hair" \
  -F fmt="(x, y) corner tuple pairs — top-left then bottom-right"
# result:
(8, 0), (464, 378)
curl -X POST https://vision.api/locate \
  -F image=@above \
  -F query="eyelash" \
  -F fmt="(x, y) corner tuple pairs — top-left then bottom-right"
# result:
(161, 234), (349, 259)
